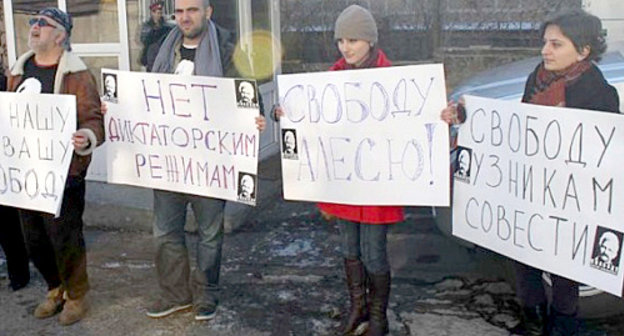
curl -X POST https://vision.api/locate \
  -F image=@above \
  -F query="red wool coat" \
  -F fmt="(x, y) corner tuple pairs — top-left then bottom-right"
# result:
(317, 49), (404, 224)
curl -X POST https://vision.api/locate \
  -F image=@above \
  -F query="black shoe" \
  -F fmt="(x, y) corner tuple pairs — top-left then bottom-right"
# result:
(550, 310), (579, 336)
(520, 303), (548, 336)
(194, 305), (217, 321)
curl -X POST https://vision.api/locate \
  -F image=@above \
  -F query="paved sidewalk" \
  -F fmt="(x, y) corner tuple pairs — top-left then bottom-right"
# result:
(1, 154), (623, 335)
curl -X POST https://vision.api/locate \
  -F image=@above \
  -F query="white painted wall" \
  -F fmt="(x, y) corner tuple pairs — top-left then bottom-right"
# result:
(584, 0), (624, 43)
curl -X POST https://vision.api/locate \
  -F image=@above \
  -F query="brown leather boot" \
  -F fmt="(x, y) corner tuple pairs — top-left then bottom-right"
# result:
(342, 259), (369, 335)
(58, 295), (88, 326)
(365, 272), (390, 336)
(34, 287), (65, 319)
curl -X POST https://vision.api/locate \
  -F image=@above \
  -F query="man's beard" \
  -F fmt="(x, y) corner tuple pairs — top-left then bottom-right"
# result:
(183, 22), (206, 40)
(28, 38), (44, 52)
(29, 34), (61, 54)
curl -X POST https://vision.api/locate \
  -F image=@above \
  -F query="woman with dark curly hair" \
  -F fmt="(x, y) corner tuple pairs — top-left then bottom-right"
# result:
(441, 8), (620, 336)
(514, 9), (619, 336)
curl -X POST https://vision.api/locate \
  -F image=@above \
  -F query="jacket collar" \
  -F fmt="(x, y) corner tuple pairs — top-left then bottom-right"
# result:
(11, 50), (87, 76)
(10, 49), (88, 94)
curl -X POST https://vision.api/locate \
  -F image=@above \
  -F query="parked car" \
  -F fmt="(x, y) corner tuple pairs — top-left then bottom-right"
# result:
(435, 44), (624, 319)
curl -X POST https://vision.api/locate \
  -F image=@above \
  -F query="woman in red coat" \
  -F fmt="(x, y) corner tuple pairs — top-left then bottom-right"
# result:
(318, 6), (398, 336)
(277, 5), (454, 335)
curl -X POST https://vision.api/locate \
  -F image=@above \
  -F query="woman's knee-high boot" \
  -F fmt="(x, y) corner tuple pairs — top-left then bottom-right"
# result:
(342, 259), (369, 335)
(365, 271), (390, 336)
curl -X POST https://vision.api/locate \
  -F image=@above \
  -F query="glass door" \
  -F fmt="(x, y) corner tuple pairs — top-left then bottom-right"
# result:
(237, 0), (282, 160)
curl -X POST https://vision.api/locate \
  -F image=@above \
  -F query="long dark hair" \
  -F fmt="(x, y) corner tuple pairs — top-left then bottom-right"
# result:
(540, 9), (607, 62)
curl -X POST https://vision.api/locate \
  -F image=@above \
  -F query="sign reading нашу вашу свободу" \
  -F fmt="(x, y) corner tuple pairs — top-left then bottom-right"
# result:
(0, 92), (76, 217)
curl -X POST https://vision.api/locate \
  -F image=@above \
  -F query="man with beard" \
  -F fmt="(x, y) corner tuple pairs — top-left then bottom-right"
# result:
(145, 0), (266, 321)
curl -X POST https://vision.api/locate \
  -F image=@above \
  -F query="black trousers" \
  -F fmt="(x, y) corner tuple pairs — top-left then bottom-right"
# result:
(0, 205), (30, 286)
(514, 261), (578, 315)
(19, 177), (89, 299)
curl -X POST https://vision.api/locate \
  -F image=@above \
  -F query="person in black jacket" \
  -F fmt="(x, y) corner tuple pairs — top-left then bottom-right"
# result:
(514, 10), (619, 336)
(0, 70), (31, 291)
(139, 1), (173, 72)
(441, 9), (620, 336)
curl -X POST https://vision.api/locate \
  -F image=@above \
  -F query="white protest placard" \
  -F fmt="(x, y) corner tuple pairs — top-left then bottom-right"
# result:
(278, 64), (449, 206)
(0, 92), (76, 216)
(102, 70), (260, 205)
(453, 95), (624, 296)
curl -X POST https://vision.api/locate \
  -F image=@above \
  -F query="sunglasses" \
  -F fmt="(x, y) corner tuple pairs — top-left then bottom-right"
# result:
(28, 17), (59, 29)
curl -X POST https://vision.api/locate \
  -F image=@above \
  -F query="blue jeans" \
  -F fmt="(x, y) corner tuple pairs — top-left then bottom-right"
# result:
(338, 219), (389, 274)
(153, 189), (225, 308)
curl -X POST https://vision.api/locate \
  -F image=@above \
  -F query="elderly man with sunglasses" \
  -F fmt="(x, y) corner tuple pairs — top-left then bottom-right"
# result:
(6, 8), (104, 326)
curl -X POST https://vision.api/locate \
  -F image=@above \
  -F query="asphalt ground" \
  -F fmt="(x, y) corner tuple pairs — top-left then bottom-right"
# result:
(1, 154), (623, 335)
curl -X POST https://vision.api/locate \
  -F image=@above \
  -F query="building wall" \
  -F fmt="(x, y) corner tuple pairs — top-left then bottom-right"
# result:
(583, 0), (624, 44)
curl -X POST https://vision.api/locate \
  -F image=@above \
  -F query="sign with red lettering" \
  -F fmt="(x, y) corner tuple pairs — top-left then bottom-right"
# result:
(0, 92), (76, 216)
(277, 64), (449, 206)
(102, 70), (260, 205)
(453, 95), (624, 296)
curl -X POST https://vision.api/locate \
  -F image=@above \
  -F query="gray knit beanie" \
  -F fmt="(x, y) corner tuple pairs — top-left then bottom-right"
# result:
(334, 5), (378, 44)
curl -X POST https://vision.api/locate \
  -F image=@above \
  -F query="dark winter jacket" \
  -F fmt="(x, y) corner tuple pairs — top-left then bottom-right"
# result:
(152, 22), (264, 115)
(140, 18), (173, 71)
(522, 63), (620, 113)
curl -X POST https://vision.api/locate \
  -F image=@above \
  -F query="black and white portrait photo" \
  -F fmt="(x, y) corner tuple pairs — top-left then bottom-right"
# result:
(235, 79), (258, 108)
(281, 129), (298, 160)
(102, 72), (118, 103)
(454, 146), (472, 183)
(590, 227), (623, 275)
(237, 172), (257, 204)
